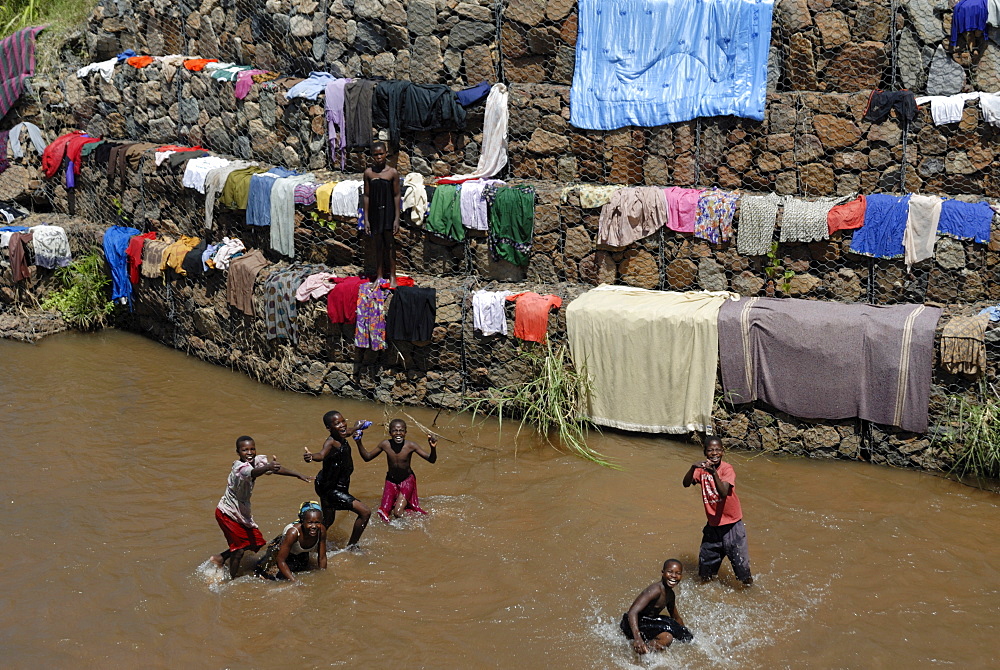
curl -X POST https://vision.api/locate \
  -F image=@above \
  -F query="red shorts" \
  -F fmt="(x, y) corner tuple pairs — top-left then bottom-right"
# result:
(215, 508), (265, 552)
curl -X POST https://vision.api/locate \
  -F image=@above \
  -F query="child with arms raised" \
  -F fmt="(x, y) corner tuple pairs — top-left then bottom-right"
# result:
(356, 419), (437, 522)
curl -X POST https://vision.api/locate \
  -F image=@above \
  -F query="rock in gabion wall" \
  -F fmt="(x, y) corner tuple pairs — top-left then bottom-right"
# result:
(1, 214), (992, 474)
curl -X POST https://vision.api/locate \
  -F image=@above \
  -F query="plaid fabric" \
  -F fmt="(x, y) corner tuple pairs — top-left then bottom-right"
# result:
(0, 26), (45, 121)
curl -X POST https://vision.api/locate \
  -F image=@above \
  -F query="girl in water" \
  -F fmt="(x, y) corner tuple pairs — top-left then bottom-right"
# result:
(254, 501), (328, 581)
(362, 141), (401, 287)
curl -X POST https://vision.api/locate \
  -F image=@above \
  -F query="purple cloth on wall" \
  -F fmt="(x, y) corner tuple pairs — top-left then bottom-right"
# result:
(325, 78), (351, 170)
(234, 69), (267, 99)
(0, 26), (45, 121)
(717, 297), (942, 433)
(0, 131), (9, 174)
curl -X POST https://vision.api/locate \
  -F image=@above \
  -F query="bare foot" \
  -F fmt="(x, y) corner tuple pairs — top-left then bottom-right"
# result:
(209, 554), (225, 567)
(346, 544), (365, 555)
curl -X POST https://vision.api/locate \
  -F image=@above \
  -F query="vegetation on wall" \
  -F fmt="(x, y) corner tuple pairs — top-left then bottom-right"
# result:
(937, 382), (1000, 483)
(1, 0), (94, 72)
(40, 248), (114, 330)
(465, 342), (615, 468)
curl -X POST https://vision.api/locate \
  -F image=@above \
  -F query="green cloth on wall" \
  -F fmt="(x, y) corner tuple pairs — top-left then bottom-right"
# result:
(488, 186), (534, 266)
(219, 166), (266, 210)
(425, 183), (465, 242)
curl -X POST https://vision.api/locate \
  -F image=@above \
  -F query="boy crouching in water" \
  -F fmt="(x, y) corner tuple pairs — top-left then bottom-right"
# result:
(356, 419), (438, 522)
(210, 436), (312, 578)
(621, 559), (694, 654)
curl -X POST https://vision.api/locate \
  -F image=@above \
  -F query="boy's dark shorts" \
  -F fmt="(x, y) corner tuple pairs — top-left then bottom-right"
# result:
(619, 614), (693, 644)
(315, 482), (357, 511)
(698, 518), (752, 582)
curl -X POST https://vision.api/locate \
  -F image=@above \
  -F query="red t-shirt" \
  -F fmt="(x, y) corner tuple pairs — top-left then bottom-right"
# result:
(125, 232), (156, 285)
(506, 292), (562, 343)
(692, 461), (743, 526)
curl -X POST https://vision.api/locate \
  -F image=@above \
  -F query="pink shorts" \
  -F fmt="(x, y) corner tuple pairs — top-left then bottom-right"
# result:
(378, 474), (427, 522)
(216, 508), (265, 552)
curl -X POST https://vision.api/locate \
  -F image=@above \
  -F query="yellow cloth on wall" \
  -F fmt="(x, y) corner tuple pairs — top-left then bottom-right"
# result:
(315, 181), (337, 213)
(160, 235), (201, 276)
(566, 286), (735, 434)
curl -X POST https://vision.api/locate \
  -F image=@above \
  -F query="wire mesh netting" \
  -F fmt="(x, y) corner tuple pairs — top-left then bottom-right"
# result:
(1, 0), (998, 458)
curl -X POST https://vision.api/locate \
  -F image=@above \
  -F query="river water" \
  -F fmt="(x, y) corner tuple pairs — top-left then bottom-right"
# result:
(1, 330), (998, 668)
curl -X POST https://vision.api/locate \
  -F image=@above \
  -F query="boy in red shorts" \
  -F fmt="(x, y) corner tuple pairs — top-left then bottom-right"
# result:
(210, 435), (312, 578)
(355, 419), (437, 522)
(682, 436), (753, 586)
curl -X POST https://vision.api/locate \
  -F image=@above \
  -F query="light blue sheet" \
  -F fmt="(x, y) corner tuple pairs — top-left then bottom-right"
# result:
(570, 0), (774, 130)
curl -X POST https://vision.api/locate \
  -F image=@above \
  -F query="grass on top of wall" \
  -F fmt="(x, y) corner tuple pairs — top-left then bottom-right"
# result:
(2, 0), (95, 72)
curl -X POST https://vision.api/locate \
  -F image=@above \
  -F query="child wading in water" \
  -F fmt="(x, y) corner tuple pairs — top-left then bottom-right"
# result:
(621, 559), (693, 654)
(682, 435), (753, 586)
(356, 419), (438, 522)
(210, 436), (312, 578)
(254, 501), (328, 581)
(303, 411), (372, 550)
(362, 141), (401, 287)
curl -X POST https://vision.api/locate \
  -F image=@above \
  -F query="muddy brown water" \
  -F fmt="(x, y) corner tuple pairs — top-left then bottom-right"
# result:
(1, 330), (998, 668)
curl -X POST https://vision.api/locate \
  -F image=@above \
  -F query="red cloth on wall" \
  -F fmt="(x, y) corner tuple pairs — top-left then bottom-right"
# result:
(126, 55), (154, 68)
(505, 292), (562, 342)
(125, 232), (157, 284)
(65, 135), (102, 175)
(41, 130), (85, 178)
(828, 195), (867, 234)
(326, 276), (366, 324)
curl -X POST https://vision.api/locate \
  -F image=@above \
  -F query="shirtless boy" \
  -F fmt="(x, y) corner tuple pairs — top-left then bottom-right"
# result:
(356, 419), (437, 522)
(303, 411), (371, 549)
(620, 559), (694, 654)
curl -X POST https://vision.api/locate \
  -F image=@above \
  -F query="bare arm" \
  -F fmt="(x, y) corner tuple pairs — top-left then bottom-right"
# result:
(392, 168), (401, 234)
(316, 527), (328, 570)
(250, 456), (281, 479)
(362, 170), (371, 234)
(704, 464), (732, 497)
(669, 602), (684, 627)
(304, 437), (338, 463)
(273, 464), (312, 482)
(275, 527), (300, 582)
(682, 462), (703, 488)
(412, 435), (438, 463)
(355, 436), (384, 463)
(626, 584), (661, 655)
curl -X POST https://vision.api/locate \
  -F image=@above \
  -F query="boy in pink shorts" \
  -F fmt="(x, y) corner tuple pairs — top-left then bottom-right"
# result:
(356, 419), (438, 522)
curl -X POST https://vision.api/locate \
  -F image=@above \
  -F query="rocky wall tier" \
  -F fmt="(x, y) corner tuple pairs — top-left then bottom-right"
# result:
(2, 214), (994, 474)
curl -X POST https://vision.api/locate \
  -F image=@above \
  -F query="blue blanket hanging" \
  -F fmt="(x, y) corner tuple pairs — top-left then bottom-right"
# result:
(570, 0), (774, 130)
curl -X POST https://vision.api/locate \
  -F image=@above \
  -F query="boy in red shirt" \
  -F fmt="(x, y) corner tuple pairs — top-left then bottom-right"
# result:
(682, 436), (753, 586)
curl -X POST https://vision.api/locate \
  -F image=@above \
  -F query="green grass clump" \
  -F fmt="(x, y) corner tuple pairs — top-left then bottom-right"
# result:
(40, 248), (114, 330)
(465, 341), (616, 468)
(1, 0), (96, 72)
(938, 382), (1000, 481)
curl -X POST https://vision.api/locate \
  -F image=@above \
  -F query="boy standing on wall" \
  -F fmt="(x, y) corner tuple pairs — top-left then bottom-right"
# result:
(210, 436), (313, 578)
(682, 436), (753, 586)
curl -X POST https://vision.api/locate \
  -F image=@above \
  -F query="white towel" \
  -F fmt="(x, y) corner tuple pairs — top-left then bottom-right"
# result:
(914, 93), (979, 125)
(401, 172), (428, 225)
(980, 92), (1000, 126)
(76, 58), (117, 83)
(437, 84), (508, 182)
(903, 194), (943, 269)
(329, 180), (363, 217)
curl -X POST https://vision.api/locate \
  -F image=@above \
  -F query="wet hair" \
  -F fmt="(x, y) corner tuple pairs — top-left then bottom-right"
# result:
(323, 410), (342, 428)
(371, 140), (387, 153)
(298, 500), (323, 522)
(662, 558), (683, 572)
(235, 435), (254, 451)
(389, 419), (406, 430)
